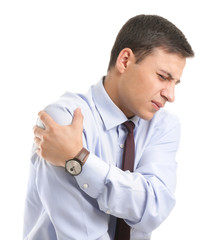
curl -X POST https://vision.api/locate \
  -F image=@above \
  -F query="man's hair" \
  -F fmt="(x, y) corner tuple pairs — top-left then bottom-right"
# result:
(108, 14), (194, 71)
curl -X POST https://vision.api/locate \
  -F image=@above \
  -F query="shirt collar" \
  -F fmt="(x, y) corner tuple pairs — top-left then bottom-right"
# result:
(92, 77), (140, 131)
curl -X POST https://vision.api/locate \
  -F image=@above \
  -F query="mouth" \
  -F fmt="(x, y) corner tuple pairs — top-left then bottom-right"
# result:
(151, 101), (164, 110)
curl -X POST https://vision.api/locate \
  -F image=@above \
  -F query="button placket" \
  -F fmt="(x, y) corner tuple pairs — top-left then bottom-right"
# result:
(116, 124), (127, 169)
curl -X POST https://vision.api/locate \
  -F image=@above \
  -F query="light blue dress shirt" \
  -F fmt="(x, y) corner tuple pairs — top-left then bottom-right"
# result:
(24, 78), (180, 240)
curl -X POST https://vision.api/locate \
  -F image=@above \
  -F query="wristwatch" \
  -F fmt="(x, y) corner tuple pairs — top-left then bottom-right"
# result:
(65, 148), (90, 176)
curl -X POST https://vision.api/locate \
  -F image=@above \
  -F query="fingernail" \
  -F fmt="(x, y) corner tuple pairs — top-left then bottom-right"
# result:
(75, 108), (81, 114)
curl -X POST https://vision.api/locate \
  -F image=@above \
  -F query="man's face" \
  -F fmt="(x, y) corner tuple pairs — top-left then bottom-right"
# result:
(116, 48), (186, 120)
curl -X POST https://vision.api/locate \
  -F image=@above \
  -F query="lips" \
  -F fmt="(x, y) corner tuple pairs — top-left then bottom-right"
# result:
(151, 101), (164, 110)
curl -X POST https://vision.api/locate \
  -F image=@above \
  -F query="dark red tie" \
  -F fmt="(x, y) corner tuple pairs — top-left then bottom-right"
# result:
(114, 121), (135, 240)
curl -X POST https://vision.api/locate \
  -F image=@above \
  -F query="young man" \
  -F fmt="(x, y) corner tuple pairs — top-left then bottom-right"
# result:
(24, 15), (194, 240)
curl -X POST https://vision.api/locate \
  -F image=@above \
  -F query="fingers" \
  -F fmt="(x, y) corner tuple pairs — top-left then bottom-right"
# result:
(33, 125), (45, 138)
(38, 111), (56, 130)
(71, 108), (84, 131)
(34, 137), (41, 147)
(34, 137), (41, 156)
(35, 147), (41, 156)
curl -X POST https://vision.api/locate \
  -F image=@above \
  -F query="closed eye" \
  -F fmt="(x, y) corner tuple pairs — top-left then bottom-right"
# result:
(157, 73), (180, 85)
(157, 70), (181, 85)
(157, 73), (167, 81)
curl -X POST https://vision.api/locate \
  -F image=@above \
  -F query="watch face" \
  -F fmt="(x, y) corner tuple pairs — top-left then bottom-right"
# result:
(66, 159), (82, 176)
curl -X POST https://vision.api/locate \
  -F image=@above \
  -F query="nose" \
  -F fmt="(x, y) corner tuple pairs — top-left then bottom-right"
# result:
(161, 84), (175, 103)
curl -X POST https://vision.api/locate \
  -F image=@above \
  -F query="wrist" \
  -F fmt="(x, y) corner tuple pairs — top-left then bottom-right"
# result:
(65, 148), (90, 176)
(61, 146), (83, 167)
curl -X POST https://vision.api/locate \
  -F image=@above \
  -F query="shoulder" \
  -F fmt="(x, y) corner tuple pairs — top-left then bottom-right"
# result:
(139, 109), (180, 148)
(139, 109), (180, 131)
(151, 109), (180, 129)
(153, 109), (180, 142)
(42, 91), (93, 126)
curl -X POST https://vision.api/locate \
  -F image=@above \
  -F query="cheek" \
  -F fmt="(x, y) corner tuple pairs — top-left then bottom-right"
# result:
(135, 74), (156, 94)
(134, 84), (153, 101)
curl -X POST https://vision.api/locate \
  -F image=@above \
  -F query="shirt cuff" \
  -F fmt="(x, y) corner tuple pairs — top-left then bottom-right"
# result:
(75, 153), (109, 198)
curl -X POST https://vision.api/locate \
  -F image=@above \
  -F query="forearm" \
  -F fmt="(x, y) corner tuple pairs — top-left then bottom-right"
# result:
(32, 99), (180, 235)
(75, 152), (176, 233)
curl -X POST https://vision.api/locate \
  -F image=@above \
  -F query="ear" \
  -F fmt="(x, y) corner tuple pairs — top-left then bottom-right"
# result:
(116, 48), (135, 73)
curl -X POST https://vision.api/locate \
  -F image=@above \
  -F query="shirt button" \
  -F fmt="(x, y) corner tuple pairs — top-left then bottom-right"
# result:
(119, 144), (124, 149)
(83, 183), (89, 189)
(106, 210), (110, 214)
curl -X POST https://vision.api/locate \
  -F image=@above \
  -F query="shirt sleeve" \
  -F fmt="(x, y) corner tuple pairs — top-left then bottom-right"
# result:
(75, 119), (180, 234)
(33, 96), (180, 236)
(28, 102), (110, 240)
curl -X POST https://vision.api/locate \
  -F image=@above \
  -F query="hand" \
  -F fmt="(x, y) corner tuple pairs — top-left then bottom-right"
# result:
(33, 108), (84, 167)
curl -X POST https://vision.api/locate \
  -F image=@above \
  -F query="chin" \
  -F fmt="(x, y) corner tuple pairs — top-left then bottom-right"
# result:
(138, 111), (155, 121)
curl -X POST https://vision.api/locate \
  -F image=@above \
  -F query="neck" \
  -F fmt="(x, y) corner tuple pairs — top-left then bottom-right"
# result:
(103, 71), (119, 105)
(103, 71), (134, 119)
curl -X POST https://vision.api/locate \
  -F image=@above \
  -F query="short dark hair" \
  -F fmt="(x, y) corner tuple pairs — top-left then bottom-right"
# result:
(108, 14), (194, 71)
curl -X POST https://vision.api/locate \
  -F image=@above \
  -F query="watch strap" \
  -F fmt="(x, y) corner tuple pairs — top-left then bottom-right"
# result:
(74, 148), (90, 165)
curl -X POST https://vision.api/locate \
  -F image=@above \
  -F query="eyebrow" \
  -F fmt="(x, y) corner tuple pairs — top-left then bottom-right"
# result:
(159, 69), (181, 84)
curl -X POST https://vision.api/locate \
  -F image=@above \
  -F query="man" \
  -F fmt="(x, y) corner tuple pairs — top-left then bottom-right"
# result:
(24, 14), (194, 240)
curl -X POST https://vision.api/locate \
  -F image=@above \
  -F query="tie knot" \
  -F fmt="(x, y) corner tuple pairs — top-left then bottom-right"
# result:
(123, 121), (135, 133)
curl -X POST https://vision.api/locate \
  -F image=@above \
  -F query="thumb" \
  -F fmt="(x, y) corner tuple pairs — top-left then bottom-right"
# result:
(71, 108), (84, 131)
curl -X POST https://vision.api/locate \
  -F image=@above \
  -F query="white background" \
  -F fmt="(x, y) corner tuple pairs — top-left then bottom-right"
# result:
(0, 0), (219, 239)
